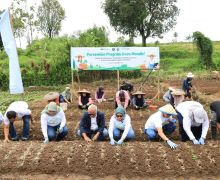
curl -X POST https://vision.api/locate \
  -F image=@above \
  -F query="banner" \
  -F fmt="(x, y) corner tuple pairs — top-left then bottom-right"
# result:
(0, 10), (24, 94)
(71, 47), (160, 70)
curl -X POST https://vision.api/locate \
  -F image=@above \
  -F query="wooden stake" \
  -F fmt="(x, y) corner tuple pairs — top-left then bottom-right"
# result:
(117, 70), (120, 90)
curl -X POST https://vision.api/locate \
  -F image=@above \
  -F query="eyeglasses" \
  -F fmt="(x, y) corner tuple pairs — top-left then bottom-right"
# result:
(116, 114), (123, 118)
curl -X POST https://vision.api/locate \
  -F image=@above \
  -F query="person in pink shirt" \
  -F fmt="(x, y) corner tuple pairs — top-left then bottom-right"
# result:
(115, 90), (130, 109)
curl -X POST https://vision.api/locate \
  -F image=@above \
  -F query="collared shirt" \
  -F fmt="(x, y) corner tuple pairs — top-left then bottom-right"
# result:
(176, 101), (209, 140)
(90, 116), (98, 131)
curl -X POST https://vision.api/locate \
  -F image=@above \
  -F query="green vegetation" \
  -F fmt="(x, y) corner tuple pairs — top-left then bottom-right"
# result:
(0, 33), (220, 90)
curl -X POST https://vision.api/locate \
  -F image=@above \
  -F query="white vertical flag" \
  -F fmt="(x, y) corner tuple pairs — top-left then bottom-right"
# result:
(0, 10), (24, 94)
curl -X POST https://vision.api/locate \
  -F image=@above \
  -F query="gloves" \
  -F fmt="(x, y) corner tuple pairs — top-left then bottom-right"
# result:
(117, 139), (123, 145)
(59, 127), (63, 133)
(199, 137), (205, 145)
(110, 139), (116, 146)
(170, 119), (176, 123)
(44, 138), (49, 144)
(192, 139), (200, 145)
(167, 140), (178, 149)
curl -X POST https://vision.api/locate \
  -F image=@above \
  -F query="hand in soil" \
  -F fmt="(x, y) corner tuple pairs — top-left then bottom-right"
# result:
(110, 139), (116, 146)
(84, 136), (92, 142)
(117, 139), (124, 145)
(92, 134), (99, 141)
(199, 137), (205, 145)
(43, 139), (49, 144)
(167, 140), (178, 149)
(192, 139), (200, 145)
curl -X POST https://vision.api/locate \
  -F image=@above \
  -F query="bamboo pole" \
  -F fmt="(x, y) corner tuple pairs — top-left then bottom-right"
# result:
(117, 70), (120, 90)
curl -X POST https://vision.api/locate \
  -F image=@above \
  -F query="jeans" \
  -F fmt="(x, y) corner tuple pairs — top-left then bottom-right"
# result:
(177, 111), (202, 142)
(47, 124), (68, 141)
(145, 123), (176, 141)
(77, 128), (108, 141)
(113, 127), (135, 140)
(9, 115), (30, 139)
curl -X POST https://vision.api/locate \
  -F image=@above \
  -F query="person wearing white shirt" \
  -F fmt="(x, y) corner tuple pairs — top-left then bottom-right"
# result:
(109, 106), (135, 146)
(41, 102), (68, 144)
(144, 104), (178, 149)
(176, 101), (209, 145)
(77, 104), (108, 142)
(3, 101), (32, 142)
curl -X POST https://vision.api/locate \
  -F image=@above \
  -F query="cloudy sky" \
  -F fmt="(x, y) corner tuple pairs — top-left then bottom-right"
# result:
(57, 0), (220, 43)
(1, 0), (220, 45)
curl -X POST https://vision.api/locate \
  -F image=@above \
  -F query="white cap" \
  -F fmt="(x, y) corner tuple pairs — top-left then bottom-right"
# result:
(193, 108), (206, 123)
(187, 72), (194, 78)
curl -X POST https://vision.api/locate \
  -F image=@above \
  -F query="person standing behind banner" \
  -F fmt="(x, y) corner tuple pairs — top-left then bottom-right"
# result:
(3, 101), (32, 142)
(115, 90), (130, 109)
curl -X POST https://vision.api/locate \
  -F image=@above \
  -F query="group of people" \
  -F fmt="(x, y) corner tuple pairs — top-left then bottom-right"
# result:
(0, 73), (220, 150)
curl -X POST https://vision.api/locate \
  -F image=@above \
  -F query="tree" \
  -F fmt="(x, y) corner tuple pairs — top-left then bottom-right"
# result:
(0, 34), (3, 50)
(78, 26), (109, 47)
(102, 0), (179, 46)
(192, 31), (213, 68)
(36, 0), (65, 38)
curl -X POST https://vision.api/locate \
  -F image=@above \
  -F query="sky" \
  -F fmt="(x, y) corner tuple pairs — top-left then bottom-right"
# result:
(1, 0), (220, 46)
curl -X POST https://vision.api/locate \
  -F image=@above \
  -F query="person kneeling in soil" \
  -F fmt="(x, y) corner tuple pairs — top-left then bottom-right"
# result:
(163, 86), (176, 107)
(115, 90), (130, 109)
(210, 101), (220, 140)
(41, 102), (68, 144)
(144, 104), (178, 149)
(59, 87), (72, 104)
(3, 101), (32, 142)
(78, 89), (93, 110)
(109, 106), (135, 145)
(77, 104), (108, 142)
(176, 101), (209, 145)
(44, 92), (60, 105)
(182, 72), (194, 99)
(95, 86), (106, 103)
(171, 89), (185, 108)
(131, 91), (147, 110)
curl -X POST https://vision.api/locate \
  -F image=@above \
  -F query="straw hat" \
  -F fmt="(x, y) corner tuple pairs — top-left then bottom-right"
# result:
(65, 87), (70, 91)
(44, 92), (59, 101)
(171, 89), (185, 96)
(132, 91), (145, 95)
(77, 89), (90, 94)
(47, 102), (58, 112)
(187, 72), (194, 78)
(159, 104), (177, 116)
(168, 86), (176, 91)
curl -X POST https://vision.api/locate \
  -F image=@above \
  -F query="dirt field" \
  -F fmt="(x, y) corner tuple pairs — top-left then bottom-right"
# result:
(0, 79), (220, 179)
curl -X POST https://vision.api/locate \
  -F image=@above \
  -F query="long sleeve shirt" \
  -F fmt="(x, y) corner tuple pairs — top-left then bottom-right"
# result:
(4, 101), (31, 125)
(115, 90), (130, 108)
(109, 114), (132, 141)
(41, 109), (66, 140)
(176, 101), (209, 140)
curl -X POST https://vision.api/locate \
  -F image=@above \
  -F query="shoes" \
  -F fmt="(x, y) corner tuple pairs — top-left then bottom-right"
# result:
(11, 136), (19, 141)
(21, 137), (29, 141)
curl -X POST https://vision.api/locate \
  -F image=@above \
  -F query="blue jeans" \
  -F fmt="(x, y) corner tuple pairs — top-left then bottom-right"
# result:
(9, 115), (30, 139)
(47, 124), (68, 141)
(145, 123), (176, 141)
(77, 128), (108, 141)
(113, 127), (135, 140)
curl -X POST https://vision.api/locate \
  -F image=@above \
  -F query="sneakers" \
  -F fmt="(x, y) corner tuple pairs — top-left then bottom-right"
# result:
(11, 136), (19, 141)
(21, 137), (29, 141)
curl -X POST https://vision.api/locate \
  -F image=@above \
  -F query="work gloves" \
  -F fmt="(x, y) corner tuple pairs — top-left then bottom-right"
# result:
(117, 139), (124, 145)
(44, 138), (49, 144)
(110, 139), (116, 146)
(58, 127), (63, 133)
(198, 137), (205, 145)
(192, 139), (200, 145)
(167, 140), (178, 149)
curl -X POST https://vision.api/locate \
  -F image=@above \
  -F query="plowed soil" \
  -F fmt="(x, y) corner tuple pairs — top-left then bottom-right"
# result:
(0, 79), (220, 179)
